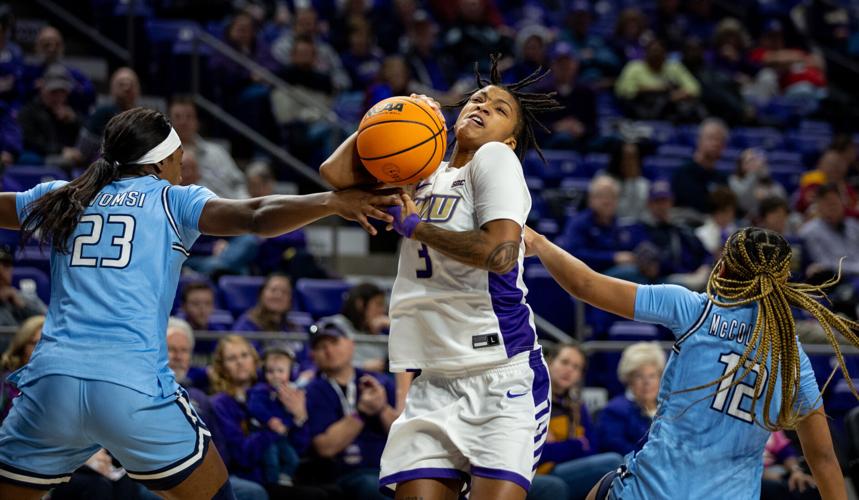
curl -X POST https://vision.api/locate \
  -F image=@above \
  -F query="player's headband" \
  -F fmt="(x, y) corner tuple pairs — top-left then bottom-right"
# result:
(128, 127), (182, 165)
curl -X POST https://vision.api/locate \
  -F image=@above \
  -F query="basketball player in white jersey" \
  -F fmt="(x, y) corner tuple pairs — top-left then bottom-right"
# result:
(321, 56), (562, 500)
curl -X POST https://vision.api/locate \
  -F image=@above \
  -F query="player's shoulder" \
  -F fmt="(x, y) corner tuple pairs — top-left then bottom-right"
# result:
(473, 141), (518, 162)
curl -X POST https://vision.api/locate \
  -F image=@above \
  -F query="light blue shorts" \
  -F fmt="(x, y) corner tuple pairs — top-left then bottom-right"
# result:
(0, 374), (211, 490)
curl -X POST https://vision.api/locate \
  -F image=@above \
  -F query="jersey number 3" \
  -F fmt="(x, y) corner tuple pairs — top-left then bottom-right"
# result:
(710, 352), (769, 424)
(416, 243), (432, 279)
(71, 214), (136, 268)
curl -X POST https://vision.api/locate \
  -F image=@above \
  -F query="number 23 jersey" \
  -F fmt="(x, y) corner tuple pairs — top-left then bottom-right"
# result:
(11, 176), (215, 398)
(388, 142), (538, 373)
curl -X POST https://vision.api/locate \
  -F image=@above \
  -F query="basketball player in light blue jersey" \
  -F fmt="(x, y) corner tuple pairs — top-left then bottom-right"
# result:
(0, 108), (399, 500)
(525, 226), (857, 500)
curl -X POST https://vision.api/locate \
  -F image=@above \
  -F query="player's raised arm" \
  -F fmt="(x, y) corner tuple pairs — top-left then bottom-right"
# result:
(0, 192), (21, 229)
(524, 226), (638, 320)
(319, 132), (377, 190)
(198, 188), (400, 237)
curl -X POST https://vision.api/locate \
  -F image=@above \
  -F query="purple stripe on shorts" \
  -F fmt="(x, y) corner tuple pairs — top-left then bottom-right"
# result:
(488, 263), (536, 359)
(379, 467), (471, 497)
(535, 405), (550, 421)
(534, 443), (545, 458)
(471, 466), (531, 492)
(534, 427), (548, 443)
(529, 348), (550, 413)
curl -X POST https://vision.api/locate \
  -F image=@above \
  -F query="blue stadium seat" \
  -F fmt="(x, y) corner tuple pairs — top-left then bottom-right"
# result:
(733, 127), (784, 150)
(583, 153), (610, 173)
(15, 246), (51, 277)
(656, 144), (693, 159)
(767, 150), (802, 165)
(785, 131), (831, 156)
(721, 148), (742, 162)
(535, 219), (560, 240)
(294, 279), (351, 319)
(607, 321), (660, 341)
(523, 264), (576, 334)
(3, 166), (68, 192)
(218, 275), (266, 317)
(12, 267), (50, 304)
(523, 150), (585, 182)
(643, 156), (685, 176)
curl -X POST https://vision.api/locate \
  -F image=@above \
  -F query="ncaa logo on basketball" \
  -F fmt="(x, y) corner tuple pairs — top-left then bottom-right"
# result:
(365, 102), (405, 118)
(383, 164), (401, 181)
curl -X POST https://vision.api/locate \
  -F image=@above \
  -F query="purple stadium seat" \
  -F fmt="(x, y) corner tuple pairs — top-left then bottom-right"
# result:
(767, 150), (802, 165)
(12, 266), (50, 304)
(643, 156), (685, 175)
(583, 153), (610, 173)
(218, 275), (266, 317)
(656, 144), (693, 159)
(294, 279), (351, 319)
(209, 309), (235, 329)
(733, 127), (784, 150)
(523, 264), (576, 334)
(607, 321), (660, 341)
(3, 166), (68, 192)
(15, 246), (51, 277)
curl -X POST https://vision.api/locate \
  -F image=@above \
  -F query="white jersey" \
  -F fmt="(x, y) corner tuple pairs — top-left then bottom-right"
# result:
(388, 141), (538, 373)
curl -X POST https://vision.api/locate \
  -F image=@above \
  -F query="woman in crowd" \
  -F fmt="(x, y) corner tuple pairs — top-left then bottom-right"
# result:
(0, 315), (44, 422)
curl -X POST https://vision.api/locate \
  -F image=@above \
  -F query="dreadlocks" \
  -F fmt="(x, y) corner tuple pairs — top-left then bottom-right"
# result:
(682, 227), (859, 430)
(450, 54), (563, 163)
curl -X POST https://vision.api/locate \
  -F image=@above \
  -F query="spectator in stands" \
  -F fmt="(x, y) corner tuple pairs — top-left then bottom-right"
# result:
(180, 281), (228, 333)
(604, 141), (650, 221)
(305, 321), (396, 500)
(164, 321), (267, 500)
(271, 6), (350, 91)
(757, 196), (805, 276)
(169, 96), (248, 199)
(596, 342), (665, 455)
(365, 55), (431, 110)
(339, 18), (383, 92)
(728, 148), (786, 217)
(761, 430), (818, 500)
(615, 38), (703, 122)
(166, 316), (210, 391)
(23, 26), (95, 114)
(179, 148), (201, 186)
(535, 343), (623, 500)
(799, 183), (859, 279)
(233, 273), (303, 334)
(0, 104), (19, 167)
(558, 175), (646, 273)
(320, 283), (389, 373)
(17, 63), (83, 167)
(210, 335), (338, 498)
(508, 25), (553, 92)
(0, 315), (43, 422)
(77, 67), (140, 162)
(640, 180), (709, 287)
(441, 0), (511, 75)
(610, 8), (649, 62)
(0, 4), (23, 108)
(539, 42), (596, 151)
(559, 1), (620, 87)
(272, 35), (336, 166)
(0, 244), (46, 327)
(795, 148), (858, 218)
(695, 187), (738, 258)
(670, 118), (729, 214)
(247, 346), (309, 486)
(401, 10), (452, 93)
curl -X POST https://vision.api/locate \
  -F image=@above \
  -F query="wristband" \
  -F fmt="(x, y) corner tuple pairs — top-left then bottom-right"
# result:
(386, 205), (421, 238)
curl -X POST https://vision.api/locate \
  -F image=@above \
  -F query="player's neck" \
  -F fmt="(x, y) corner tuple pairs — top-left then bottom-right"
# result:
(448, 145), (475, 169)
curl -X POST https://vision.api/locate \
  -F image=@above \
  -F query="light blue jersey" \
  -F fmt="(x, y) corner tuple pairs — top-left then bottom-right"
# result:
(611, 284), (821, 500)
(9, 176), (216, 398)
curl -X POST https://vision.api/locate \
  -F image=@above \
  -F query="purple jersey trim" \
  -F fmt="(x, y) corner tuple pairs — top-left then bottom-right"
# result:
(471, 465), (531, 492)
(488, 263), (536, 359)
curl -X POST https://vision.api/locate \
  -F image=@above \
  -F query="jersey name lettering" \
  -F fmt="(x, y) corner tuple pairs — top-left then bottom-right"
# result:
(89, 191), (146, 208)
(708, 313), (753, 346)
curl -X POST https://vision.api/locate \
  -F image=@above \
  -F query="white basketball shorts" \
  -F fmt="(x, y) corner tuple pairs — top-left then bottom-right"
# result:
(379, 347), (551, 496)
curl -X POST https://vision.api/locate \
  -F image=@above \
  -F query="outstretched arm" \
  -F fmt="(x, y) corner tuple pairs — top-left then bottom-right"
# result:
(0, 193), (19, 229)
(796, 407), (846, 500)
(199, 189), (399, 237)
(525, 226), (638, 319)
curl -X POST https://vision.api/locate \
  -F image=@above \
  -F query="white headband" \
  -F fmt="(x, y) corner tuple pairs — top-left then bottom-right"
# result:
(129, 127), (182, 165)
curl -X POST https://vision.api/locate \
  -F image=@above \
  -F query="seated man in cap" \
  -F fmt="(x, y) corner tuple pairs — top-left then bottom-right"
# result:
(305, 320), (396, 500)
(17, 63), (83, 167)
(0, 245), (45, 327)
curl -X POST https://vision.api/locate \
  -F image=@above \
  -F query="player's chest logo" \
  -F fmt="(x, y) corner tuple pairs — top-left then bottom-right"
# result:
(415, 195), (461, 223)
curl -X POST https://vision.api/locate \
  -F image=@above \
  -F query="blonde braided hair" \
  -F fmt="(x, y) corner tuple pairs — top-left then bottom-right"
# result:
(685, 227), (859, 430)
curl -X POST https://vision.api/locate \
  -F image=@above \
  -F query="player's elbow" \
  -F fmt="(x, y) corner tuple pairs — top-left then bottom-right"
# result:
(319, 160), (348, 190)
(485, 240), (519, 274)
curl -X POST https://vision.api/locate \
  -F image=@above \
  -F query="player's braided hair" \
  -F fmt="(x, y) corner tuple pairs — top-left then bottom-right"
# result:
(451, 54), (563, 163)
(684, 227), (859, 430)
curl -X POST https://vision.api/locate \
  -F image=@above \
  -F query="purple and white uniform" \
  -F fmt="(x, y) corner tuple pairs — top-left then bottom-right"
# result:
(381, 142), (550, 494)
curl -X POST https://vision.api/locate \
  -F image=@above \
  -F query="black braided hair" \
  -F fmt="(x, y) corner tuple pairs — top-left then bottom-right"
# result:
(449, 54), (563, 163)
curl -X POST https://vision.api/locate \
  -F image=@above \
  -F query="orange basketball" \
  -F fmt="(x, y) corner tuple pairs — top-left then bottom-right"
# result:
(356, 96), (447, 186)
